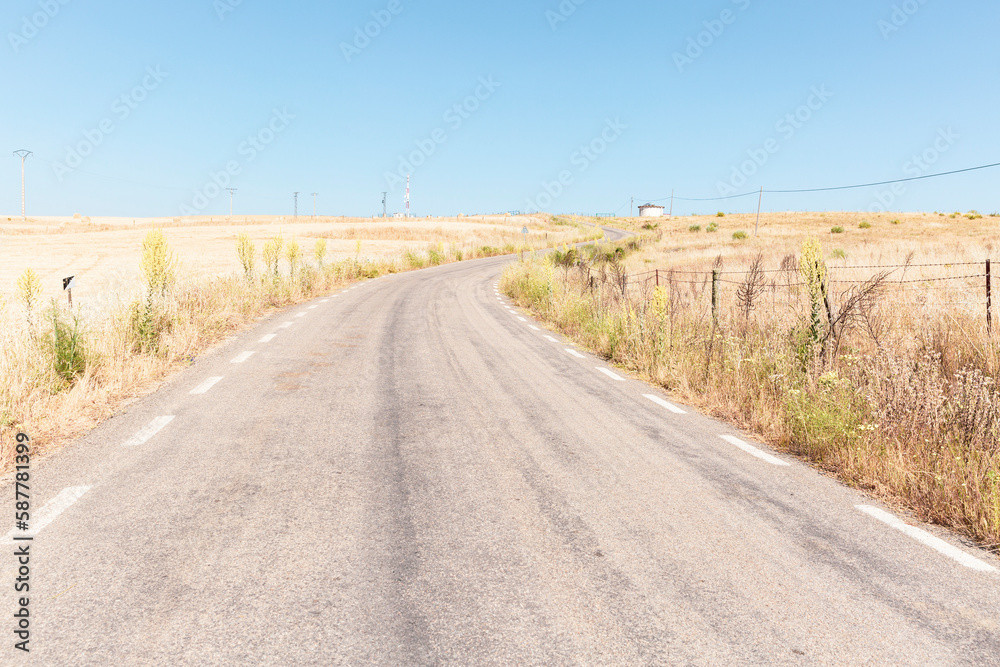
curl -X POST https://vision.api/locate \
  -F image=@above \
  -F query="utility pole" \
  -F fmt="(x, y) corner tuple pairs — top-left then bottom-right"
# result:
(631, 197), (634, 218)
(227, 188), (237, 218)
(13, 150), (32, 220)
(669, 189), (674, 218)
(311, 193), (318, 217)
(381, 192), (387, 218)
(293, 192), (299, 219)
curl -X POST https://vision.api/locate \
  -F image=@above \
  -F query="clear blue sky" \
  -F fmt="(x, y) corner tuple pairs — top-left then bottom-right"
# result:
(3, 0), (999, 217)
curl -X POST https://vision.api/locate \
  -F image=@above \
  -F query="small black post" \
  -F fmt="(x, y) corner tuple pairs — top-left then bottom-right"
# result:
(655, 269), (660, 288)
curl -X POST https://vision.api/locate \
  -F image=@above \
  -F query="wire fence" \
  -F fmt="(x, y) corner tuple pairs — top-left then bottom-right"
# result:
(574, 259), (995, 333)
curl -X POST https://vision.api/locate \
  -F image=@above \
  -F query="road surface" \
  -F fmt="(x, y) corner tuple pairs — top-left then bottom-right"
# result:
(5, 238), (1000, 665)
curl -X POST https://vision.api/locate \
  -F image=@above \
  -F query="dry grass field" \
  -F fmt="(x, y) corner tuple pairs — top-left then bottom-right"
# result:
(0, 213), (599, 472)
(0, 214), (563, 322)
(504, 210), (1000, 551)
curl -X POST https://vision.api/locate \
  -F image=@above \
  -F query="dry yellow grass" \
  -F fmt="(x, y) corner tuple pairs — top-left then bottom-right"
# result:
(503, 211), (1000, 552)
(0, 215), (600, 472)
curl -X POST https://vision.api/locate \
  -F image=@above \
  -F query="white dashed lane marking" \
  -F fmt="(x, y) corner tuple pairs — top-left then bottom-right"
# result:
(596, 367), (625, 382)
(308, 305), (318, 310)
(259, 334), (277, 343)
(190, 377), (223, 395)
(1, 486), (91, 544)
(517, 317), (527, 322)
(278, 322), (294, 329)
(643, 394), (687, 415)
(231, 351), (255, 364)
(856, 505), (997, 572)
(122, 416), (175, 448)
(528, 325), (540, 331)
(565, 349), (586, 359)
(295, 312), (308, 318)
(544, 336), (558, 343)
(720, 435), (790, 467)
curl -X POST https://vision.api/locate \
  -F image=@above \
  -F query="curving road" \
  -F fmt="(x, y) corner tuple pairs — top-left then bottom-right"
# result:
(6, 234), (1000, 665)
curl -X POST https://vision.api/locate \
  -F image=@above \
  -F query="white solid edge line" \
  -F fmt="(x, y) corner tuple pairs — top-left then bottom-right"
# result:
(856, 505), (997, 572)
(544, 336), (558, 343)
(278, 322), (294, 329)
(719, 435), (790, 466)
(123, 416), (175, 447)
(642, 394), (687, 414)
(231, 351), (255, 363)
(190, 376), (223, 395)
(0, 486), (91, 544)
(596, 367), (626, 381)
(565, 348), (585, 358)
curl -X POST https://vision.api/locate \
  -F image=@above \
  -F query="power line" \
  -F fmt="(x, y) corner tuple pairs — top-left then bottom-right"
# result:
(636, 158), (1000, 205)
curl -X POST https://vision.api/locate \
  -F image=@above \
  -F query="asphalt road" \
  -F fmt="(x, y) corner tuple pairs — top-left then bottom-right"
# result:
(5, 236), (1000, 665)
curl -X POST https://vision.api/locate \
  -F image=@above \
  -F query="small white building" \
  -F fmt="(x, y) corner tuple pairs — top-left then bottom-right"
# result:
(638, 203), (664, 218)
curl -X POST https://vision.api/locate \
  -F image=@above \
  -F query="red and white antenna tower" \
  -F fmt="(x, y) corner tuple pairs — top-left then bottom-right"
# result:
(405, 175), (410, 218)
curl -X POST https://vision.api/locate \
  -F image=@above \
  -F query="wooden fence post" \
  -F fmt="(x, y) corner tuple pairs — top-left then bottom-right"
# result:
(988, 259), (993, 336)
(711, 270), (719, 324)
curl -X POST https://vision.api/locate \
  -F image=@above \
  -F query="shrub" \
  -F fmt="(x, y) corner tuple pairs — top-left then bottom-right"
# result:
(830, 248), (847, 259)
(641, 222), (659, 230)
(44, 302), (87, 387)
(966, 211), (983, 220)
(831, 226), (844, 234)
(859, 221), (872, 229)
(706, 222), (719, 233)
(689, 225), (701, 232)
(716, 212), (725, 217)
(890, 219), (901, 225)
(732, 231), (749, 240)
